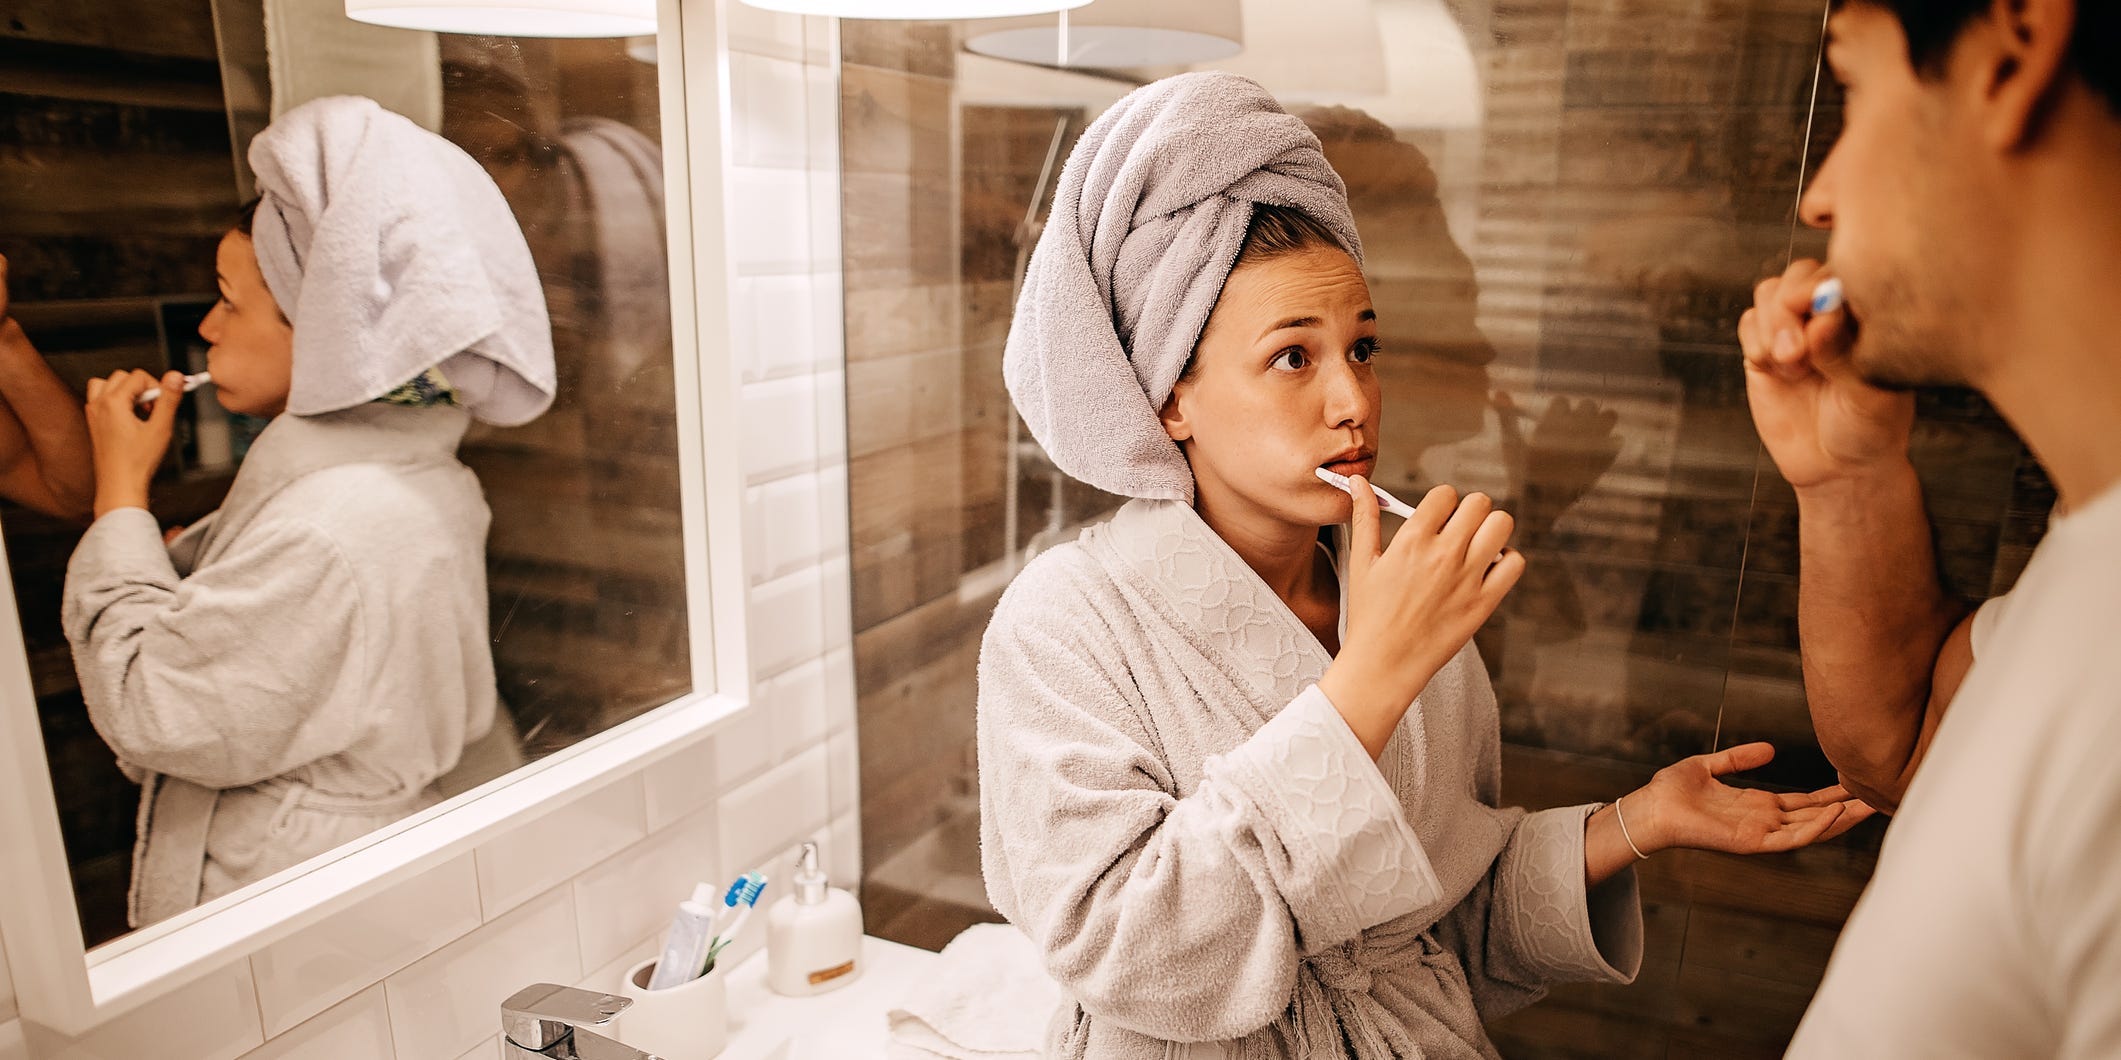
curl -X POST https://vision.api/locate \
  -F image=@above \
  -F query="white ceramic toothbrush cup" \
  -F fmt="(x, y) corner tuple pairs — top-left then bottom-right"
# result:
(619, 955), (729, 1060)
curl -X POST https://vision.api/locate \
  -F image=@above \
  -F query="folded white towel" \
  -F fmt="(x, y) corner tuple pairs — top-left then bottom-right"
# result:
(887, 924), (1062, 1060)
(248, 95), (556, 426)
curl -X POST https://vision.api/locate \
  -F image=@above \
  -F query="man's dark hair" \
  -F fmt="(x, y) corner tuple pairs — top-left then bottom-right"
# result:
(1853, 0), (2117, 115)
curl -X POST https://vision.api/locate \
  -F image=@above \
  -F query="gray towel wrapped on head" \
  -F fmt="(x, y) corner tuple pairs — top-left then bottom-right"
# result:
(1003, 71), (1363, 503)
(248, 95), (556, 426)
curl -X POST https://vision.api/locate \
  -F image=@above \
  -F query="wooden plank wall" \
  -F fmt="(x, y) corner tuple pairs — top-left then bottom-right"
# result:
(0, 0), (239, 947)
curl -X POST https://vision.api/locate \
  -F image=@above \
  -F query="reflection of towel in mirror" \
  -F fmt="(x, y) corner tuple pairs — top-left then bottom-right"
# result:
(978, 498), (1644, 1060)
(560, 116), (668, 380)
(248, 94), (556, 426)
(888, 923), (1061, 1060)
(63, 405), (497, 928)
(1002, 72), (1362, 504)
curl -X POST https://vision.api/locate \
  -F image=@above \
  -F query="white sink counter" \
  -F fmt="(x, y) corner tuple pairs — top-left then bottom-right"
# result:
(715, 935), (941, 1059)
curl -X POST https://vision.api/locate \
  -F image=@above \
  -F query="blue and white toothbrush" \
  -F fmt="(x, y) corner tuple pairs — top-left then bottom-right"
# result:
(702, 873), (768, 973)
(1810, 277), (1844, 315)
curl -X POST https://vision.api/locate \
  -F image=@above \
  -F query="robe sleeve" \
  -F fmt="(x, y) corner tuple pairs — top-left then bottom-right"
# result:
(1434, 674), (1643, 1020)
(977, 597), (1443, 1044)
(1438, 804), (1644, 1022)
(62, 506), (371, 789)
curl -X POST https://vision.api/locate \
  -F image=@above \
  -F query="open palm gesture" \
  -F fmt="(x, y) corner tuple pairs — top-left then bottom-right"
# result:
(1629, 742), (1876, 856)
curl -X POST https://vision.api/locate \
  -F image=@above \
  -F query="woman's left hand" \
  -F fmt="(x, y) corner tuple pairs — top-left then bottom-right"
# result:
(84, 369), (183, 518)
(1629, 741), (1876, 856)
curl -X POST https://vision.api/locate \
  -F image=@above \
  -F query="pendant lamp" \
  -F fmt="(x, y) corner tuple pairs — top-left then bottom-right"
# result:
(964, 0), (1242, 68)
(346, 0), (656, 37)
(1200, 0), (1385, 101)
(736, 0), (1090, 19)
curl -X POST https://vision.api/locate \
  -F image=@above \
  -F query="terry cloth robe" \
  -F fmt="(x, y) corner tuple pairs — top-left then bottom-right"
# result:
(64, 403), (496, 927)
(978, 499), (1642, 1059)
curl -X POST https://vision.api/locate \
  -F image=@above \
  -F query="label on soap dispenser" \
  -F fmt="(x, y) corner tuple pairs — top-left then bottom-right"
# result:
(808, 959), (856, 986)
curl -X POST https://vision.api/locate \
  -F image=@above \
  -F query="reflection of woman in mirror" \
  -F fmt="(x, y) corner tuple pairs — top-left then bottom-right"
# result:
(0, 254), (95, 521)
(63, 95), (556, 928)
(980, 74), (1871, 1059)
(1296, 107), (1625, 685)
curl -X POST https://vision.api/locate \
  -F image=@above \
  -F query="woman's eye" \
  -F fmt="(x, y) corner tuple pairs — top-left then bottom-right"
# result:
(1350, 338), (1380, 363)
(1269, 346), (1309, 371)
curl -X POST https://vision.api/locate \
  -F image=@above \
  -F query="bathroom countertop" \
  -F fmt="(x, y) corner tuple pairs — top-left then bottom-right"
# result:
(717, 935), (941, 1059)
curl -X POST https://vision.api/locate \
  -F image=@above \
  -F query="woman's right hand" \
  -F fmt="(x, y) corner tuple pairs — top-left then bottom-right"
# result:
(84, 369), (183, 518)
(1738, 260), (1917, 489)
(1320, 476), (1524, 758)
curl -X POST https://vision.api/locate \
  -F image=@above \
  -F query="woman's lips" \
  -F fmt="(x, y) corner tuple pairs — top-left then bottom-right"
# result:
(1321, 457), (1376, 478)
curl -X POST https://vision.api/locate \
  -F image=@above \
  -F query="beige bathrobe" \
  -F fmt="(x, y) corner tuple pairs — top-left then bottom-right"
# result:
(64, 403), (496, 927)
(979, 499), (1641, 1059)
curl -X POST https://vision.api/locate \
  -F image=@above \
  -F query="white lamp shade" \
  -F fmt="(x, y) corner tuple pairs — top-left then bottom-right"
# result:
(345, 0), (655, 37)
(737, 0), (1090, 18)
(1355, 0), (1482, 129)
(1200, 0), (1385, 102)
(965, 0), (1243, 67)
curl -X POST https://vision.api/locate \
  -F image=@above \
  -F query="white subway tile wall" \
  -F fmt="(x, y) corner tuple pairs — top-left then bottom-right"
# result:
(474, 779), (650, 921)
(0, 4), (856, 1055)
(23, 962), (262, 1060)
(717, 744), (833, 877)
(570, 806), (721, 974)
(231, 986), (395, 1060)
(250, 855), (484, 1037)
(385, 886), (584, 1059)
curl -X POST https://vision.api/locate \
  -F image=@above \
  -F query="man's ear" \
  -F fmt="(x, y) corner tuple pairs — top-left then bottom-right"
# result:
(1159, 385), (1192, 443)
(1977, 0), (2079, 152)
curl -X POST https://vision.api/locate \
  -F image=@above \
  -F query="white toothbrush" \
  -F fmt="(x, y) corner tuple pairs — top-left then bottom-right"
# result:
(1315, 466), (1416, 518)
(136, 371), (213, 407)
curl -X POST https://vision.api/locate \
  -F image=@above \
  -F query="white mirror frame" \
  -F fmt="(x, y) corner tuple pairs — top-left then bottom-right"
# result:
(0, 0), (755, 1035)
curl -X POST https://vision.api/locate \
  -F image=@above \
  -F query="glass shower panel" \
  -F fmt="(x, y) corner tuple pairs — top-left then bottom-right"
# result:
(842, 3), (2057, 1055)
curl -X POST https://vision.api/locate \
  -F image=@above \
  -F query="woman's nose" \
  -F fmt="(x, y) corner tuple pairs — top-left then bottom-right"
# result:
(1322, 360), (1372, 428)
(197, 305), (224, 344)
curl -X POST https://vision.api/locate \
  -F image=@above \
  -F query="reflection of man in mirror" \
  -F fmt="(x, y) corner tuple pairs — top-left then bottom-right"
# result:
(0, 254), (95, 521)
(1296, 106), (1624, 685)
(63, 95), (556, 928)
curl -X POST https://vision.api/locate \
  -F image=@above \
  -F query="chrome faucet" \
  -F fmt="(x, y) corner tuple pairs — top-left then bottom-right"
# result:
(502, 983), (663, 1060)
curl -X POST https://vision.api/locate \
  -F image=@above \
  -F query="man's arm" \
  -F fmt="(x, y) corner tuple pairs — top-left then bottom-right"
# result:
(0, 316), (95, 521)
(1794, 460), (1973, 812)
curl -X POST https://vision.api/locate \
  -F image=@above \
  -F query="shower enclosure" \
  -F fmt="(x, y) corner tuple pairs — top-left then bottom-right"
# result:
(838, 4), (2049, 1054)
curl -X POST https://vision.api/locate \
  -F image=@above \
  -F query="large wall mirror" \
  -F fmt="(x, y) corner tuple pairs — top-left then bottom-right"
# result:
(0, 0), (696, 966)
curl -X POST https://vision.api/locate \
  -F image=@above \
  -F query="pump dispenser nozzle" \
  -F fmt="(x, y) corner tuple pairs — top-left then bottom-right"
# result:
(793, 841), (828, 905)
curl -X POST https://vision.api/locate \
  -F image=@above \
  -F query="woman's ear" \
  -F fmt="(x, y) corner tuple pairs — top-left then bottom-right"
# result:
(1159, 384), (1192, 443)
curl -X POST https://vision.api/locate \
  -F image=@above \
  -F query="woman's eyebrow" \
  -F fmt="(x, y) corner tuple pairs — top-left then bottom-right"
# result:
(1256, 308), (1375, 340)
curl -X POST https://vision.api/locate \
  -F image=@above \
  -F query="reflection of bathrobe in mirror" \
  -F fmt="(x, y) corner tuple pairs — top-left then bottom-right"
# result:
(978, 499), (1643, 1059)
(63, 402), (494, 927)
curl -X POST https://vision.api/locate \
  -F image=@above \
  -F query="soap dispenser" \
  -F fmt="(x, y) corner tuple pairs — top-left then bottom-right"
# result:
(766, 841), (864, 996)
